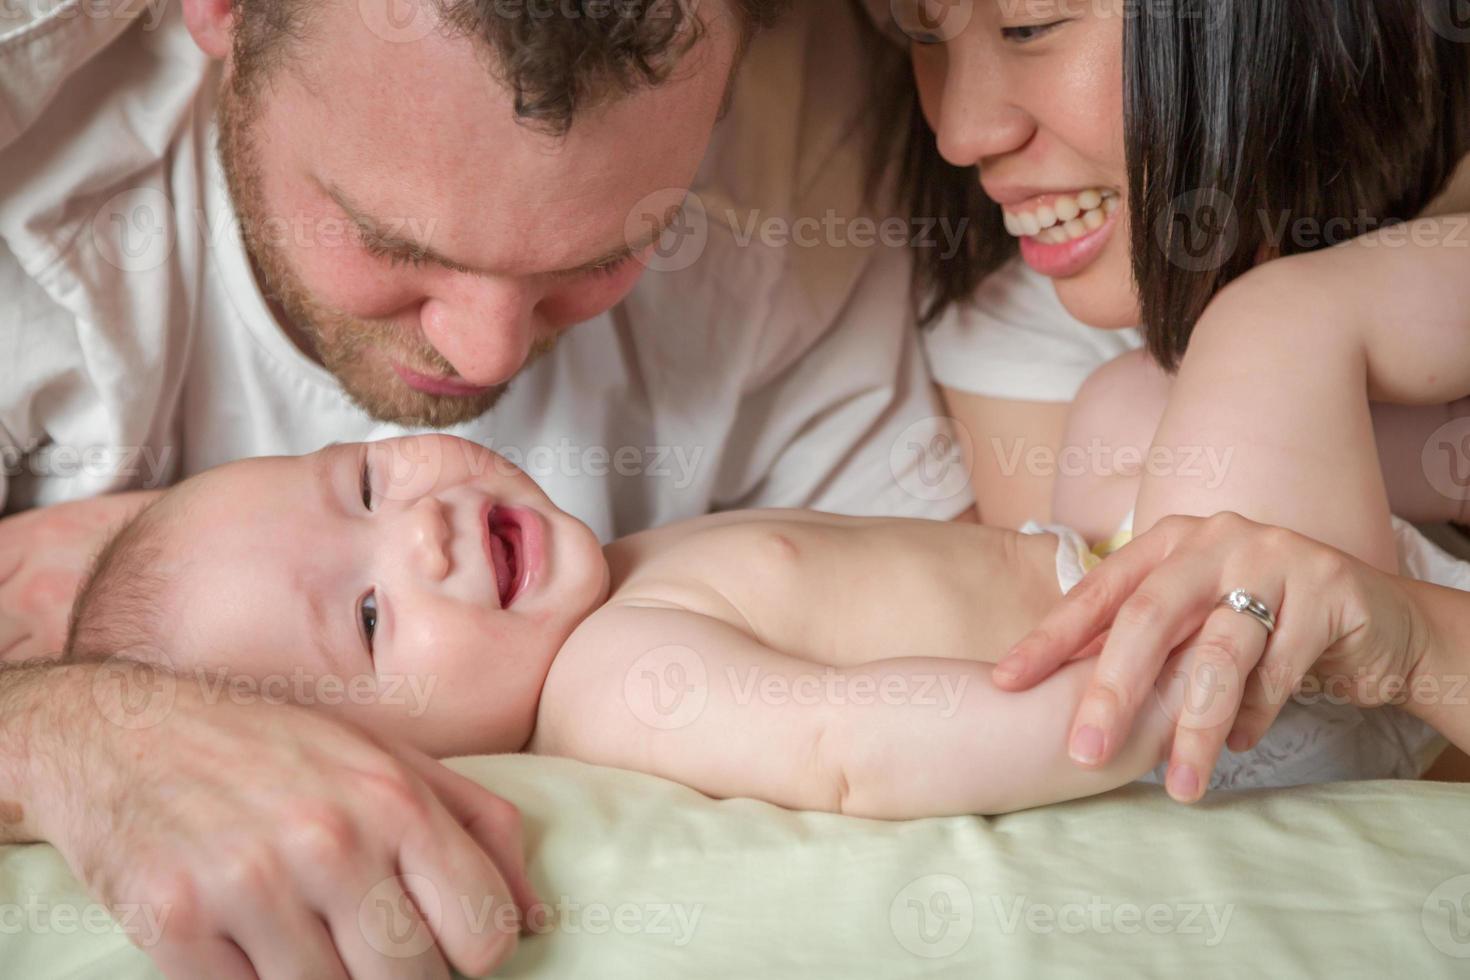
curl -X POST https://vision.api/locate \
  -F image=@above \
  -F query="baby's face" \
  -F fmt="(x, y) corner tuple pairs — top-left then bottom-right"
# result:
(158, 435), (609, 756)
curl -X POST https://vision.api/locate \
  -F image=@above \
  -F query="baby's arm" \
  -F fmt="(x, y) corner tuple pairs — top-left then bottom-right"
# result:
(1134, 217), (1470, 570)
(534, 604), (1173, 819)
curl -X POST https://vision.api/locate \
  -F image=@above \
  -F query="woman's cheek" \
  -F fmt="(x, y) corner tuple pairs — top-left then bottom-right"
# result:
(911, 45), (949, 129)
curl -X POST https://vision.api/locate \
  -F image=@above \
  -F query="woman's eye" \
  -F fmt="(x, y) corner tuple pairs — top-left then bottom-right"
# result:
(1002, 21), (1065, 43)
(360, 457), (374, 511)
(359, 590), (379, 654)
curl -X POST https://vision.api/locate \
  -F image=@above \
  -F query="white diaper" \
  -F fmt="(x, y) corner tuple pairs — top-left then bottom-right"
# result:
(1021, 518), (1458, 789)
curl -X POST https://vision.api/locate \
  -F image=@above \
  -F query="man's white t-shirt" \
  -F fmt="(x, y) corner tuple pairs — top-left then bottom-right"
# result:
(0, 0), (1062, 538)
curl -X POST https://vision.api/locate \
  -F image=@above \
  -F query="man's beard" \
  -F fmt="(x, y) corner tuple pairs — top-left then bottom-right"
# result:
(216, 79), (552, 429)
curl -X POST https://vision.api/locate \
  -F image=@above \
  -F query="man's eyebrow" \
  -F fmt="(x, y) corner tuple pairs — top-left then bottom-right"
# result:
(324, 180), (684, 279)
(328, 184), (475, 274)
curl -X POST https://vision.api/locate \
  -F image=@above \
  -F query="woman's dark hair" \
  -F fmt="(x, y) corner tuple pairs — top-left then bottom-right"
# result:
(885, 0), (1470, 369)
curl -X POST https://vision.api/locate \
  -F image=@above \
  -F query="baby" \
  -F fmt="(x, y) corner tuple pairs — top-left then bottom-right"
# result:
(64, 434), (1181, 819)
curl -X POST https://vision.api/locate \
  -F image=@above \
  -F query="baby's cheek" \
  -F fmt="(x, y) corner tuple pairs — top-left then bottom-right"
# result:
(392, 617), (486, 695)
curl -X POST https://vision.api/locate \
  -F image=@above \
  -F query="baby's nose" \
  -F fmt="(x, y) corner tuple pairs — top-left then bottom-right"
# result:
(405, 497), (452, 581)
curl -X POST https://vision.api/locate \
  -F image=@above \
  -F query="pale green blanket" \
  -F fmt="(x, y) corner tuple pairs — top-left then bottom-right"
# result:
(3, 755), (1467, 977)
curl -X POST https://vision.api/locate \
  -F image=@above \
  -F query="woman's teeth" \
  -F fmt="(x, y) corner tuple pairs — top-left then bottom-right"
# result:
(1003, 189), (1120, 243)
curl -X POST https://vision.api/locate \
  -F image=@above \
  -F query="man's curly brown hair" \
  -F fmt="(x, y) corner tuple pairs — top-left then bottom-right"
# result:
(232, 0), (791, 135)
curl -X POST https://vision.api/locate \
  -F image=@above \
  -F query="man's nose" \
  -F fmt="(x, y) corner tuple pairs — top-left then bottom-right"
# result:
(419, 276), (538, 387)
(930, 47), (1035, 168)
(400, 496), (452, 582)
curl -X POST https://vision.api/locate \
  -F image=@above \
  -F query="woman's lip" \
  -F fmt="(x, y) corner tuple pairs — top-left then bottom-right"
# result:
(392, 362), (491, 398)
(481, 503), (547, 608)
(1016, 206), (1119, 280)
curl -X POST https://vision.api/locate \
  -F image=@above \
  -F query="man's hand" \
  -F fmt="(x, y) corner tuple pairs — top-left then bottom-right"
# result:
(0, 493), (162, 660)
(17, 661), (536, 979)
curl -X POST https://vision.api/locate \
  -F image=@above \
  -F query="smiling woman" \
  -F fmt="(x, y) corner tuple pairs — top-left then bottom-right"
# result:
(886, 0), (1470, 359)
(880, 0), (1470, 800)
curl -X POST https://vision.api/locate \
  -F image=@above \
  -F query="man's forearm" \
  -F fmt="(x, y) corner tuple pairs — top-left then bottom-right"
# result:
(0, 661), (94, 844)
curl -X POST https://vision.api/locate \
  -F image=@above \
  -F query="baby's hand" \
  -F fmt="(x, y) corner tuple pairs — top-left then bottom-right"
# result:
(0, 492), (161, 660)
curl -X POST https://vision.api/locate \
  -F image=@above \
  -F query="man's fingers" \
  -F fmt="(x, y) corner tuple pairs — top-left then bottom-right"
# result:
(150, 937), (258, 980)
(229, 903), (348, 980)
(0, 630), (35, 662)
(995, 524), (1190, 690)
(394, 752), (522, 976)
(335, 871), (451, 980)
(0, 549), (23, 585)
(397, 825), (519, 978)
(427, 757), (540, 918)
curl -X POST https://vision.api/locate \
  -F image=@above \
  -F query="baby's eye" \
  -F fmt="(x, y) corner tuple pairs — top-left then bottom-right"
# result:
(359, 590), (379, 655)
(1002, 21), (1066, 43)
(360, 455), (374, 511)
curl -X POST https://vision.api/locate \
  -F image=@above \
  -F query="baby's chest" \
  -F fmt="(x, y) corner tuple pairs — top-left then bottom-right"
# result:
(647, 526), (982, 667)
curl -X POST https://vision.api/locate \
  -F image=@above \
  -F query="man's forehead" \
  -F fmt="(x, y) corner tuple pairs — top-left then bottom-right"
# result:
(268, 0), (734, 275)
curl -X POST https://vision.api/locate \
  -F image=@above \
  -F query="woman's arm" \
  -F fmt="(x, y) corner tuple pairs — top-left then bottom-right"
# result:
(1134, 216), (1470, 570)
(1404, 575), (1470, 752)
(941, 386), (1070, 529)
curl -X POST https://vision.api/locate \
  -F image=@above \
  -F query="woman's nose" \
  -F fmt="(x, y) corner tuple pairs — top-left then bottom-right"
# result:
(401, 496), (452, 582)
(930, 47), (1035, 168)
(419, 275), (538, 387)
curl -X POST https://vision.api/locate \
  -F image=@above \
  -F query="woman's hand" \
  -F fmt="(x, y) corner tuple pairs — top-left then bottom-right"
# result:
(992, 512), (1433, 802)
(0, 492), (162, 661)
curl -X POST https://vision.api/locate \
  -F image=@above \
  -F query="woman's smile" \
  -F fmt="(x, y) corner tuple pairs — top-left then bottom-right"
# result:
(990, 185), (1123, 279)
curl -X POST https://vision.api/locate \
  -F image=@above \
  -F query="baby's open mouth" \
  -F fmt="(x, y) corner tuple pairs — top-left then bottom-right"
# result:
(487, 507), (526, 607)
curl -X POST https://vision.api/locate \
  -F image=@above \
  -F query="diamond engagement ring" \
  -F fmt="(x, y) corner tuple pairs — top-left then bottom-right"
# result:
(1220, 588), (1277, 634)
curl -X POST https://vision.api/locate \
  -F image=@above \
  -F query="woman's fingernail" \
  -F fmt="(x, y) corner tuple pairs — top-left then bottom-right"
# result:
(1070, 725), (1105, 765)
(993, 657), (1023, 684)
(1168, 764), (1200, 802)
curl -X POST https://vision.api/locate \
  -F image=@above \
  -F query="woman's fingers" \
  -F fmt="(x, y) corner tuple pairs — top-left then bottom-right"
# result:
(1063, 551), (1230, 767)
(1157, 604), (1275, 801)
(995, 520), (1192, 690)
(1225, 596), (1322, 751)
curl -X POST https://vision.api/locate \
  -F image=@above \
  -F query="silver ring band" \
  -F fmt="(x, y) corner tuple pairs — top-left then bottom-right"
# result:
(1220, 588), (1276, 634)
